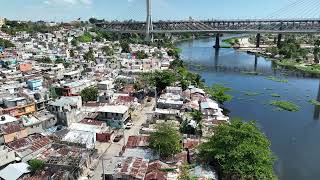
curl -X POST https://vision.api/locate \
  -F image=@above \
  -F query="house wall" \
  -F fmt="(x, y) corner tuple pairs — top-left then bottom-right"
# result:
(27, 80), (42, 90)
(1, 103), (36, 117)
(26, 123), (43, 135)
(0, 148), (16, 167)
(19, 63), (32, 72)
(56, 110), (83, 126)
(99, 112), (129, 129)
(3, 129), (28, 143)
(96, 132), (113, 142)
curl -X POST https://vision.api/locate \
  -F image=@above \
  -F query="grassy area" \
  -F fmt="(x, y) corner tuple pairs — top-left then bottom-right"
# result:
(269, 100), (299, 112)
(309, 99), (320, 106)
(222, 38), (239, 46)
(266, 76), (288, 83)
(274, 59), (320, 76)
(271, 93), (281, 98)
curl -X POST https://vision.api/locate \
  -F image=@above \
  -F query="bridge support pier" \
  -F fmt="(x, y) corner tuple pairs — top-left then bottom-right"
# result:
(145, 0), (152, 41)
(256, 33), (261, 48)
(214, 33), (220, 49)
(277, 34), (282, 48)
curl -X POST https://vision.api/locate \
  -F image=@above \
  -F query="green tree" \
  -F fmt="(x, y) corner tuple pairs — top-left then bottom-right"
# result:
(314, 43), (320, 64)
(120, 41), (130, 53)
(28, 159), (45, 173)
(190, 110), (203, 124)
(266, 47), (279, 57)
(37, 57), (52, 64)
(199, 119), (276, 180)
(80, 86), (98, 102)
(77, 32), (93, 43)
(55, 58), (64, 64)
(149, 123), (182, 158)
(136, 50), (148, 59)
(207, 84), (232, 104)
(147, 70), (177, 91)
(71, 39), (78, 46)
(83, 48), (95, 62)
(170, 59), (185, 69)
(0, 38), (15, 48)
(89, 18), (98, 24)
(167, 48), (181, 59)
(101, 46), (115, 56)
(180, 120), (196, 135)
(69, 49), (75, 57)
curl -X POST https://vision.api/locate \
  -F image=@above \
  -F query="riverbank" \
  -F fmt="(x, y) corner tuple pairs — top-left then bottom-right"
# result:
(177, 37), (320, 180)
(173, 35), (212, 44)
(223, 36), (320, 77)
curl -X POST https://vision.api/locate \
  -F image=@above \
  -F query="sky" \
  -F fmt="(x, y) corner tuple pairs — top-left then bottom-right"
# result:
(0, 0), (310, 22)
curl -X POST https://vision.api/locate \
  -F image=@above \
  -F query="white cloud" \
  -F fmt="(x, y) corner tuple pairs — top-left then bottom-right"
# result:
(43, 0), (92, 6)
(43, 0), (52, 5)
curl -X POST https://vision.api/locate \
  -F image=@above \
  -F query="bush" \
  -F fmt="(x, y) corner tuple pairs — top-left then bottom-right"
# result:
(28, 159), (45, 173)
(149, 123), (182, 158)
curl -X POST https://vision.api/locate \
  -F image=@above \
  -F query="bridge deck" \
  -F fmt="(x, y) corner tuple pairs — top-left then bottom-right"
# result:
(96, 19), (320, 34)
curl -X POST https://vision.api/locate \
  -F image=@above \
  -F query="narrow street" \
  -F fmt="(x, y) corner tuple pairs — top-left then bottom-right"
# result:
(90, 98), (155, 180)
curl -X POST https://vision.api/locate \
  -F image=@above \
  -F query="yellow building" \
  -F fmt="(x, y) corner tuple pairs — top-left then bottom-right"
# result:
(0, 18), (5, 27)
(0, 103), (36, 117)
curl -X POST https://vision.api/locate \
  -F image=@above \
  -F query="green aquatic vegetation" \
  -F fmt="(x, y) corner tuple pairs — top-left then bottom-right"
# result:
(240, 71), (262, 76)
(271, 93), (281, 98)
(264, 88), (273, 91)
(266, 76), (288, 83)
(244, 91), (261, 96)
(269, 100), (299, 112)
(309, 99), (320, 106)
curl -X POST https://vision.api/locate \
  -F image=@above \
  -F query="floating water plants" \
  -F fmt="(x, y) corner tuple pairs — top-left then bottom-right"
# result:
(269, 100), (299, 112)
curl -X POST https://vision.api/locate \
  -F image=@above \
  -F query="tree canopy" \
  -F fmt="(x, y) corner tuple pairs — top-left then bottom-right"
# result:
(36, 57), (52, 64)
(83, 48), (95, 62)
(0, 38), (15, 48)
(80, 86), (98, 102)
(199, 119), (276, 180)
(101, 45), (115, 56)
(136, 50), (148, 59)
(120, 41), (131, 53)
(28, 159), (45, 173)
(149, 123), (182, 158)
(206, 84), (232, 104)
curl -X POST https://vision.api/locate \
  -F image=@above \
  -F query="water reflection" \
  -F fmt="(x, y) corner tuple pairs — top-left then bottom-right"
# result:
(313, 80), (320, 120)
(254, 55), (258, 72)
(214, 49), (219, 71)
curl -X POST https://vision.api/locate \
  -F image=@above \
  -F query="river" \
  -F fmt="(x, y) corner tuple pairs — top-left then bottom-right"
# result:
(177, 37), (320, 180)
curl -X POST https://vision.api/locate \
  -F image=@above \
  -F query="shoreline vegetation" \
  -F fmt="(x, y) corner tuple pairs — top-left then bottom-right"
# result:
(223, 36), (320, 77)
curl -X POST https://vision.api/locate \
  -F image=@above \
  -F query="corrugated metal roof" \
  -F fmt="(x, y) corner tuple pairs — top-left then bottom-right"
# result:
(0, 162), (30, 180)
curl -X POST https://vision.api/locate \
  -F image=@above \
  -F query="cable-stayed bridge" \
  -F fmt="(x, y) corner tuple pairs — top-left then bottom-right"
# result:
(95, 0), (320, 48)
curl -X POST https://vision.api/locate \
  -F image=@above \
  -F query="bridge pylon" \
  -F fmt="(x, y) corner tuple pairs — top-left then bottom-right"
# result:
(145, 0), (153, 41)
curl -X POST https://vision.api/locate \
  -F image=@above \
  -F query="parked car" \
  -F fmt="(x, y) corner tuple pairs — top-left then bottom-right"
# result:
(147, 97), (152, 102)
(113, 135), (123, 142)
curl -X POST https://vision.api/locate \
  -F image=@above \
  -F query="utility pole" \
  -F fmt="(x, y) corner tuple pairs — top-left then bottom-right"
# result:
(101, 158), (105, 180)
(146, 0), (153, 41)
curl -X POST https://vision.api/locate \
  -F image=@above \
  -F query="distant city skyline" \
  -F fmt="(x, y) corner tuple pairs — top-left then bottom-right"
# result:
(0, 0), (310, 22)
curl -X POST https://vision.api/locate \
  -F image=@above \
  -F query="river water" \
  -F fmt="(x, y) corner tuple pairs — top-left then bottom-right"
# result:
(177, 37), (320, 180)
